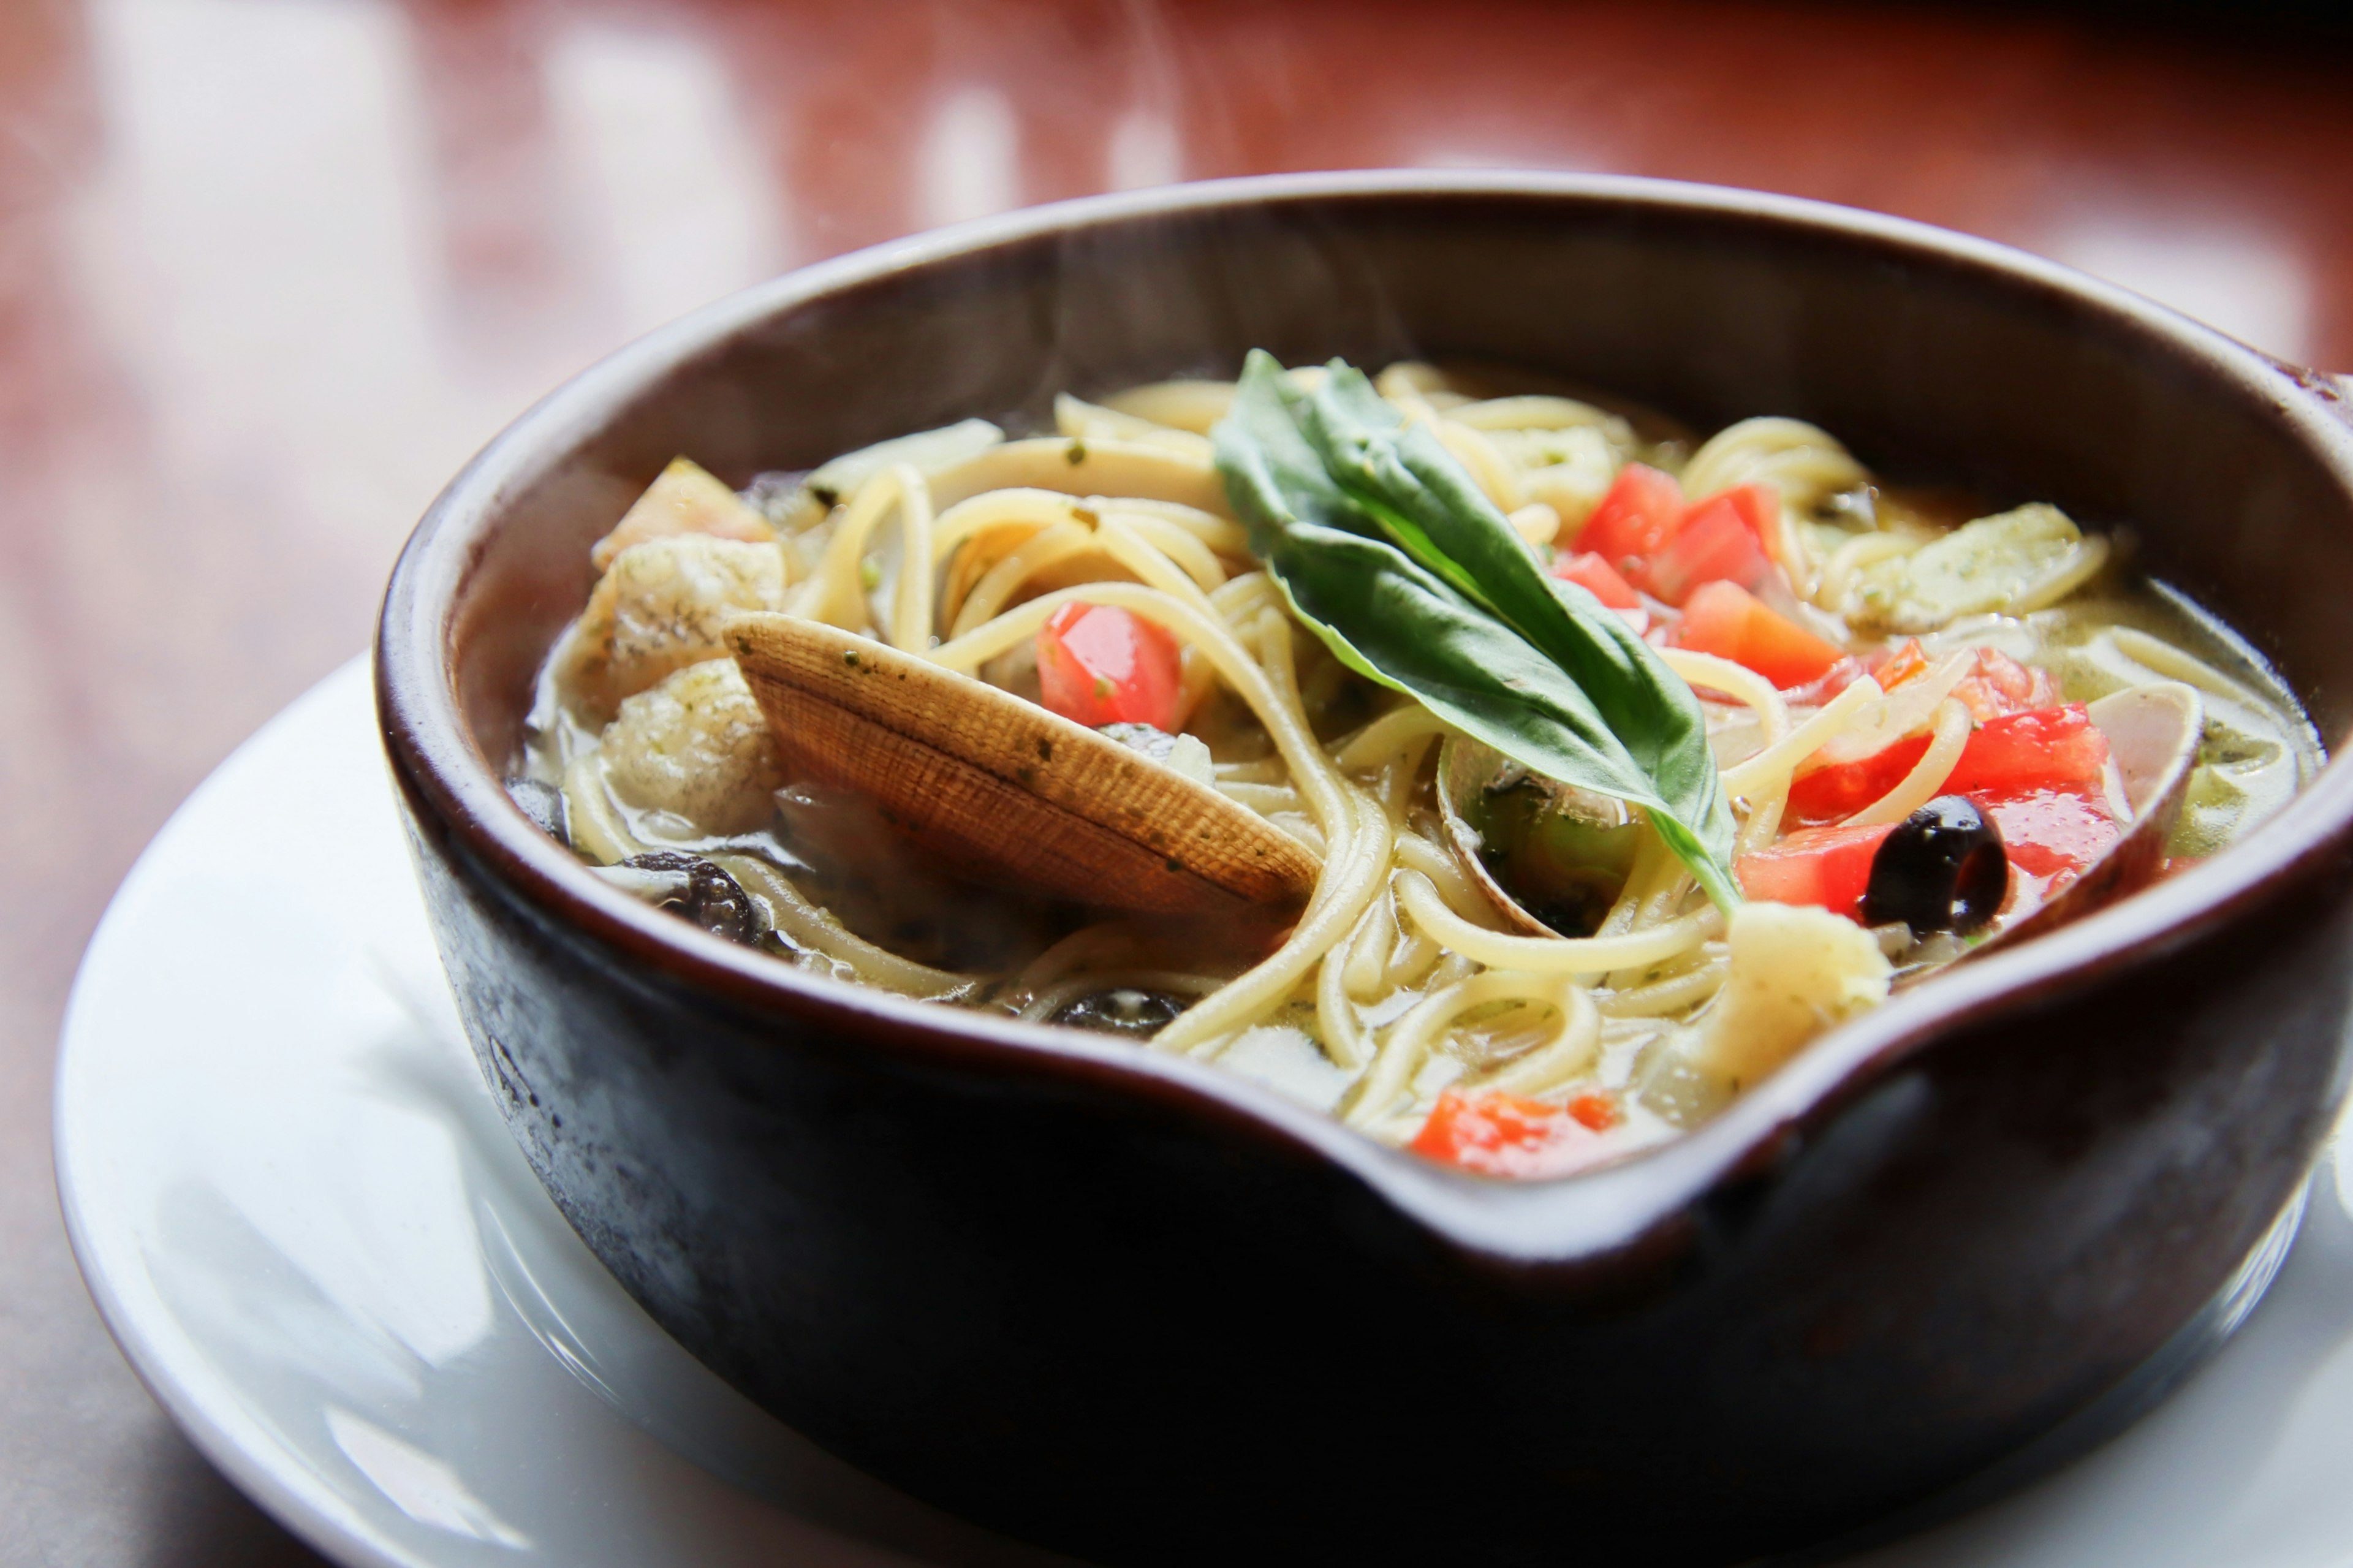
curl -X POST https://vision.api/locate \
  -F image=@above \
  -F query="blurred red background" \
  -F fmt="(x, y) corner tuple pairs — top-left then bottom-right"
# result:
(4, 1), (2347, 1559)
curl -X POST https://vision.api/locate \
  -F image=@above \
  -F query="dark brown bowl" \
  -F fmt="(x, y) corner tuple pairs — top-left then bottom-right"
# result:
(377, 173), (2353, 1567)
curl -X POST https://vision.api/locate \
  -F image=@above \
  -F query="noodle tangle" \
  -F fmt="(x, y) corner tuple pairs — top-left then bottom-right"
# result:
(524, 358), (2323, 1176)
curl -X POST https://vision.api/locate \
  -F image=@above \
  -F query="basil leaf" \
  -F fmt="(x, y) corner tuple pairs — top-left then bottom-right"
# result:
(1214, 350), (1739, 909)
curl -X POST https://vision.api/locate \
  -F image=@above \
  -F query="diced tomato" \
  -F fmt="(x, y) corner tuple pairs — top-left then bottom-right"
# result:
(1751, 784), (2116, 924)
(1782, 656), (1871, 705)
(1574, 463), (1684, 570)
(1716, 483), (1781, 555)
(1571, 468), (1786, 607)
(1735, 822), (1895, 920)
(1548, 550), (1643, 610)
(1409, 1090), (1616, 1178)
(1675, 580), (1849, 689)
(1641, 494), (1771, 605)
(1977, 789), (2118, 883)
(1787, 703), (2109, 824)
(1036, 601), (1183, 730)
(1567, 1093), (1621, 1132)
(1871, 642), (2058, 719)
(1942, 705), (2109, 797)
(1951, 647), (2064, 721)
(1787, 738), (1927, 824)
(1874, 639), (1933, 691)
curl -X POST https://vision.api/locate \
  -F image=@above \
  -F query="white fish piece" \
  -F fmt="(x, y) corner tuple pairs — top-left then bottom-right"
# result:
(590, 457), (774, 573)
(1688, 902), (1892, 1091)
(599, 659), (784, 835)
(559, 535), (791, 721)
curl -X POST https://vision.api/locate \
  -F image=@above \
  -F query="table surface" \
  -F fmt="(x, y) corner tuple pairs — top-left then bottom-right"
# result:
(6, 1), (2351, 1561)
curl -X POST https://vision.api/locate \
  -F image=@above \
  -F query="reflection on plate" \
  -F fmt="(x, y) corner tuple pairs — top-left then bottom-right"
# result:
(52, 658), (2353, 1568)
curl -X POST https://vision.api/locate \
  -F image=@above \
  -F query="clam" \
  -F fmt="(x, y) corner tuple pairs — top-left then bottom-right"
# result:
(726, 612), (1319, 915)
(1436, 737), (1642, 937)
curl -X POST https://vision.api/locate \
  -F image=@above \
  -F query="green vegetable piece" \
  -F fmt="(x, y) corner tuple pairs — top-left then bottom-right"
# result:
(1213, 351), (1739, 907)
(1851, 502), (2085, 633)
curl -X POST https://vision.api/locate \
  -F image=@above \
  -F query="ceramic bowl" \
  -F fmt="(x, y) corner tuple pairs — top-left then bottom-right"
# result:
(377, 172), (2353, 1568)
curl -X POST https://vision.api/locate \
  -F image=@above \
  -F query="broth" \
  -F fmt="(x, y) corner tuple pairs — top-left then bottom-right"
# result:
(512, 357), (2322, 1179)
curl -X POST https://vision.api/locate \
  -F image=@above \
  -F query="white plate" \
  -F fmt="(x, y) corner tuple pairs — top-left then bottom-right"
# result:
(55, 657), (2353, 1568)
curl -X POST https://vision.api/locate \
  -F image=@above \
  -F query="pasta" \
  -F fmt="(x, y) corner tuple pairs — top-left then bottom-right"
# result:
(510, 358), (2323, 1180)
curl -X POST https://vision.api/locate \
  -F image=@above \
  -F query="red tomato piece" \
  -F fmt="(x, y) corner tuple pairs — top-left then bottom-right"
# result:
(1787, 703), (2109, 825)
(1871, 642), (2058, 719)
(1942, 705), (2109, 797)
(1641, 494), (1771, 605)
(1567, 1093), (1621, 1132)
(1675, 580), (1849, 689)
(1036, 601), (1183, 730)
(1735, 822), (1895, 920)
(1781, 656), (1871, 705)
(1408, 1090), (1613, 1179)
(1549, 550), (1643, 609)
(1977, 789), (2119, 882)
(1950, 647), (2064, 721)
(1716, 482), (1780, 554)
(1874, 639), (1933, 691)
(1574, 463), (1684, 571)
(1787, 739), (1928, 824)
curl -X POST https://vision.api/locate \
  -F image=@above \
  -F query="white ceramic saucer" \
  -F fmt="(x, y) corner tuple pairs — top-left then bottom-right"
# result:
(55, 658), (2353, 1568)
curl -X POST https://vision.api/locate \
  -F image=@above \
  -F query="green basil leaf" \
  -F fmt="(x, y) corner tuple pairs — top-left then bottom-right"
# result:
(1295, 363), (1737, 871)
(1214, 350), (1739, 909)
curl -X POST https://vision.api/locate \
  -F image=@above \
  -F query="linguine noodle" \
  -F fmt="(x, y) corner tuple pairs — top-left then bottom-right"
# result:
(521, 360), (2323, 1174)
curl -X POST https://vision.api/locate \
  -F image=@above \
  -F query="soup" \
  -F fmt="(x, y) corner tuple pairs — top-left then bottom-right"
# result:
(511, 354), (2320, 1178)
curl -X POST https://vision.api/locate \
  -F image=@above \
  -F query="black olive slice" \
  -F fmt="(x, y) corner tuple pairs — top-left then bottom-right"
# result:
(1862, 795), (2008, 936)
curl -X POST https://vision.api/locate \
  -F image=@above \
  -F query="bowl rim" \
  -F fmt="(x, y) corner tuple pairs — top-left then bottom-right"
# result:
(376, 169), (2353, 1267)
